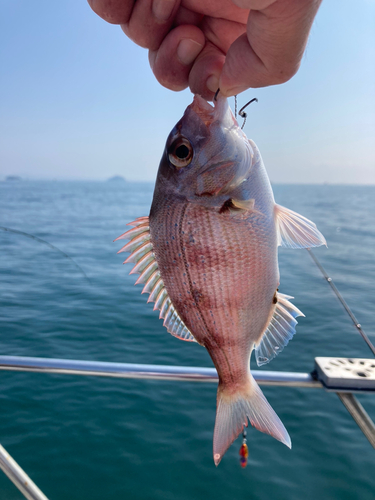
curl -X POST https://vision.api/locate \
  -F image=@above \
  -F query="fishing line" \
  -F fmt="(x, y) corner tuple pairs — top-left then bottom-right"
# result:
(307, 248), (375, 357)
(0, 226), (90, 284)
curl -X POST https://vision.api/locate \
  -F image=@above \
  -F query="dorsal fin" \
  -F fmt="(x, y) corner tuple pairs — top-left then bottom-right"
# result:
(116, 217), (197, 344)
(254, 293), (304, 366)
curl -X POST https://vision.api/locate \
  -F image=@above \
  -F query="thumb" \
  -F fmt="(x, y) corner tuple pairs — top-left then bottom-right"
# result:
(219, 33), (277, 96)
(220, 0), (322, 96)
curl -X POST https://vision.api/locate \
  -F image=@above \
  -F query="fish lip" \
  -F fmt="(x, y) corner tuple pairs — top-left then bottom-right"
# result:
(213, 95), (232, 123)
(188, 95), (215, 126)
(188, 94), (233, 128)
(190, 95), (214, 113)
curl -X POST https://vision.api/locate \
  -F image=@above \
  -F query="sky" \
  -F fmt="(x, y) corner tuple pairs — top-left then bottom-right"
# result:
(0, 1), (374, 184)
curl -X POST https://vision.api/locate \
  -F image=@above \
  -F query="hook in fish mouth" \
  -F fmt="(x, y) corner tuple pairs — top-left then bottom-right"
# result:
(188, 94), (231, 130)
(188, 95), (215, 126)
(189, 93), (258, 132)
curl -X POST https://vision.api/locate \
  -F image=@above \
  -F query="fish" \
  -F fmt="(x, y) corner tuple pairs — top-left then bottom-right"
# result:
(115, 94), (326, 465)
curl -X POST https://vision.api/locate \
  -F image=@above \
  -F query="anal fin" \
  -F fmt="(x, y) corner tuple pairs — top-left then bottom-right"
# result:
(255, 293), (304, 366)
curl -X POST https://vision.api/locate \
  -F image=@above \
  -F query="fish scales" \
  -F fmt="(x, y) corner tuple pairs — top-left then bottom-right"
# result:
(151, 202), (276, 383)
(118, 94), (326, 465)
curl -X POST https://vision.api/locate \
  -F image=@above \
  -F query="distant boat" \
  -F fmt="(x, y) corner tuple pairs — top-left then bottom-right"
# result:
(5, 176), (22, 181)
(107, 175), (126, 182)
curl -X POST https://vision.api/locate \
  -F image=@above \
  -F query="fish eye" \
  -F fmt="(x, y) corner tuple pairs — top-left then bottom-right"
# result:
(168, 137), (193, 168)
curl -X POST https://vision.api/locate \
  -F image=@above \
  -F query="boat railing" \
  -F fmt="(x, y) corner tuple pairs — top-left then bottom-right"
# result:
(0, 354), (374, 500)
(1, 251), (374, 499)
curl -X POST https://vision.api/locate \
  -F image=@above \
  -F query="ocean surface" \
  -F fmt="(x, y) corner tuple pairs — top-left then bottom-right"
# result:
(0, 181), (374, 500)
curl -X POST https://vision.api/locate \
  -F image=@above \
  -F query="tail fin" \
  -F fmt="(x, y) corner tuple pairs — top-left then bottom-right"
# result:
(213, 373), (291, 466)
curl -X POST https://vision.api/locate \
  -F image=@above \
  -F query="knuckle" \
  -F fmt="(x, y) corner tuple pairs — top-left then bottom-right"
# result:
(121, 24), (163, 51)
(263, 60), (300, 85)
(89, 0), (131, 24)
(152, 65), (188, 92)
(156, 74), (188, 92)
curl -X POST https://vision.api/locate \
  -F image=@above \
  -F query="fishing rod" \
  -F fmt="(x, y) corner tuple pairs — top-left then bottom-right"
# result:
(307, 248), (375, 357)
(0, 226), (90, 283)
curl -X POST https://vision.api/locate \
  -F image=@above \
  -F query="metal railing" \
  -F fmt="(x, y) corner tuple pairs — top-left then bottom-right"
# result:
(0, 355), (321, 387)
(0, 444), (49, 500)
(0, 355), (374, 500)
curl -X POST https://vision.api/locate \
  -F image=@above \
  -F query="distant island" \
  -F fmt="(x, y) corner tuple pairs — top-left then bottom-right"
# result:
(107, 175), (126, 182)
(5, 175), (22, 181)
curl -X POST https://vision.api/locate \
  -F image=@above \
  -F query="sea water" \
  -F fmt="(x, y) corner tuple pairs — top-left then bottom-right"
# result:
(0, 181), (374, 500)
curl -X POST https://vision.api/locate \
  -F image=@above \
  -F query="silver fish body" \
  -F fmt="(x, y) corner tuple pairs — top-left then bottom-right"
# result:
(117, 95), (326, 465)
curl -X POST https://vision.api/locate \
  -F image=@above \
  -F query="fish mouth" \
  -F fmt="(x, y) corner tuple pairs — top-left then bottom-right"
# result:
(189, 95), (215, 126)
(189, 94), (231, 128)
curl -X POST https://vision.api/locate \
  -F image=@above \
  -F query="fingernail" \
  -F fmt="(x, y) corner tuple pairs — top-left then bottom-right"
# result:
(206, 75), (219, 93)
(177, 39), (203, 66)
(152, 0), (175, 22)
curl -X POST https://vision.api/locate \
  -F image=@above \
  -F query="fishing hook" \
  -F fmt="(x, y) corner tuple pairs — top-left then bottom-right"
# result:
(214, 88), (220, 101)
(239, 97), (258, 130)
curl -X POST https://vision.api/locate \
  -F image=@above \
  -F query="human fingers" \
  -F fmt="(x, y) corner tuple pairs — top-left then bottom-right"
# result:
(220, 0), (322, 95)
(88, 0), (248, 25)
(87, 0), (134, 24)
(149, 24), (205, 92)
(231, 0), (276, 9)
(150, 16), (246, 100)
(89, 0), (182, 51)
(121, 0), (181, 51)
(188, 42), (226, 100)
(188, 17), (246, 99)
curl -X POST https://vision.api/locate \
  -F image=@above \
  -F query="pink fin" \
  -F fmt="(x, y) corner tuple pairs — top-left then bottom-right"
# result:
(124, 242), (152, 264)
(126, 216), (149, 227)
(275, 205), (326, 249)
(148, 279), (164, 303)
(255, 293), (305, 366)
(135, 261), (158, 285)
(116, 214), (197, 344)
(142, 270), (161, 294)
(114, 223), (149, 242)
(213, 374), (290, 466)
(129, 252), (154, 275)
(117, 232), (150, 254)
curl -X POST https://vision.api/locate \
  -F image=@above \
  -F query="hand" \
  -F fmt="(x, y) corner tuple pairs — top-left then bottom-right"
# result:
(88, 0), (322, 100)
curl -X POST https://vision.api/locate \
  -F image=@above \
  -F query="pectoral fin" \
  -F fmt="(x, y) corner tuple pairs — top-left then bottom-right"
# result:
(255, 293), (304, 366)
(219, 198), (255, 215)
(275, 204), (326, 248)
(231, 198), (255, 211)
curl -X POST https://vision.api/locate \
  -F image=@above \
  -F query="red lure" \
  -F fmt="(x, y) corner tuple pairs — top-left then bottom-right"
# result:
(239, 428), (248, 468)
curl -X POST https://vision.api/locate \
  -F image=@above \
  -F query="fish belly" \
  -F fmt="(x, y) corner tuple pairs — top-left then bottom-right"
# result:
(150, 196), (278, 383)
